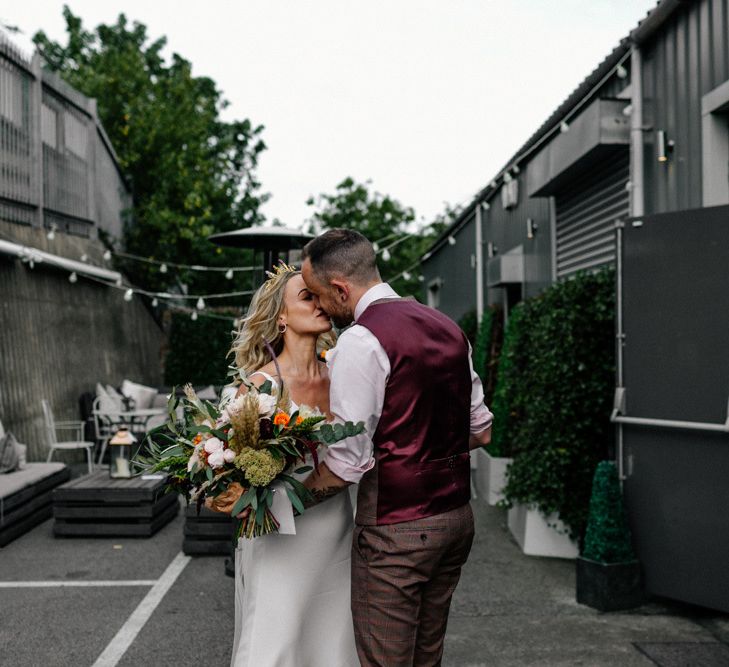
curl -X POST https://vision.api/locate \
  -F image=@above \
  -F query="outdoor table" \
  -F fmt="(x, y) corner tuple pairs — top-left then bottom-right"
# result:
(183, 503), (236, 556)
(52, 470), (178, 537)
(92, 407), (166, 430)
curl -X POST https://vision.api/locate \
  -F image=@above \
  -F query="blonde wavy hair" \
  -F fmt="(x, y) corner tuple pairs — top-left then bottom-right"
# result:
(229, 268), (336, 375)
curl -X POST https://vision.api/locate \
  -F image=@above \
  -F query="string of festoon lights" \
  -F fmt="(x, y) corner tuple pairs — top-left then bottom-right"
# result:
(29, 226), (427, 321)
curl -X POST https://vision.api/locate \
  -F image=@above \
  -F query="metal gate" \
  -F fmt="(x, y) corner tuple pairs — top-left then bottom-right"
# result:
(612, 204), (729, 612)
(554, 151), (629, 278)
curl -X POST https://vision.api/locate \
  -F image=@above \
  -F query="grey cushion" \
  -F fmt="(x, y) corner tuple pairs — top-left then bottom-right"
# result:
(0, 462), (67, 499)
(0, 431), (20, 474)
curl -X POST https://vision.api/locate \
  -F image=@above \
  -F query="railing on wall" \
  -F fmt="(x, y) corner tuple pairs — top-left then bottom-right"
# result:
(0, 28), (130, 240)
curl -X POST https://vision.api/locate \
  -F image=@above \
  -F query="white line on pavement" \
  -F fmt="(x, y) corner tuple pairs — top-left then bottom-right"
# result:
(92, 551), (191, 667)
(0, 580), (157, 588)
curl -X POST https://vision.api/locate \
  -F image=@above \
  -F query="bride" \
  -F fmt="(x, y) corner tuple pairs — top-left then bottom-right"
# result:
(211, 264), (358, 667)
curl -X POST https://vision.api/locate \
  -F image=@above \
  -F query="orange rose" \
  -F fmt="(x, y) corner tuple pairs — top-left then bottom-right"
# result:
(273, 412), (290, 427)
(295, 416), (304, 425)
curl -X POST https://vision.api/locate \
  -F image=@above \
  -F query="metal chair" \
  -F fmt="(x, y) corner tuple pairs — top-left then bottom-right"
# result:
(92, 395), (118, 465)
(41, 399), (94, 473)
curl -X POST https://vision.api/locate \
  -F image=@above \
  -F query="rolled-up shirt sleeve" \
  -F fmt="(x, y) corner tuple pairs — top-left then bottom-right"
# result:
(468, 343), (494, 434)
(324, 326), (388, 484)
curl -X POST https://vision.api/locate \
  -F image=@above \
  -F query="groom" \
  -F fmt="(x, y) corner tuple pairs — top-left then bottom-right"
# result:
(301, 228), (493, 667)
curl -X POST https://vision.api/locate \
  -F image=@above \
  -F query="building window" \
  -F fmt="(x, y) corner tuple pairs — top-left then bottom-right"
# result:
(427, 277), (442, 309)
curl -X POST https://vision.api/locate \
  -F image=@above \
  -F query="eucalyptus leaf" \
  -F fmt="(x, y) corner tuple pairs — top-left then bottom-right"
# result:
(294, 466), (312, 474)
(286, 487), (305, 515)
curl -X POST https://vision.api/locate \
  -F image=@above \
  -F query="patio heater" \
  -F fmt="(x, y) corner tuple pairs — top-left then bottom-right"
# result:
(207, 225), (314, 275)
(109, 427), (137, 479)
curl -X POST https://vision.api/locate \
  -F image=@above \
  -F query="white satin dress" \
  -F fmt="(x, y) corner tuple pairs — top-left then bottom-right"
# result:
(230, 372), (358, 667)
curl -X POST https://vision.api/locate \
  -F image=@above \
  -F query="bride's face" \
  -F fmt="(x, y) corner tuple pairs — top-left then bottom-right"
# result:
(280, 274), (332, 336)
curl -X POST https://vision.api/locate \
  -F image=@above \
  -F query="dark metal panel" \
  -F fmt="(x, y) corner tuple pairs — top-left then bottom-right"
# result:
(621, 204), (729, 611)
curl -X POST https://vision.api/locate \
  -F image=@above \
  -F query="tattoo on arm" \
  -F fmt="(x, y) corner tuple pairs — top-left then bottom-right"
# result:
(302, 485), (343, 510)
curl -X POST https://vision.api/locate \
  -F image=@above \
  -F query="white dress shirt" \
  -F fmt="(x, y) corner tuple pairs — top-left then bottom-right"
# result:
(324, 283), (494, 484)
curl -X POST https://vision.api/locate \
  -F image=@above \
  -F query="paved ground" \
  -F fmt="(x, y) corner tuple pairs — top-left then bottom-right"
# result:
(1, 476), (728, 667)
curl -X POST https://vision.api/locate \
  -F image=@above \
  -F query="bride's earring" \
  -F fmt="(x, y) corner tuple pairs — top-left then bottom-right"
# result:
(278, 323), (287, 334)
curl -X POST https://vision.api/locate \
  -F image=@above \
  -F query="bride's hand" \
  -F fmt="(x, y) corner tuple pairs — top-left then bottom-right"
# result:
(205, 482), (246, 515)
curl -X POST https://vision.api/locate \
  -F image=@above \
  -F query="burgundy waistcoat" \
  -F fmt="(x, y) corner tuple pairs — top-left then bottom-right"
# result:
(354, 299), (472, 525)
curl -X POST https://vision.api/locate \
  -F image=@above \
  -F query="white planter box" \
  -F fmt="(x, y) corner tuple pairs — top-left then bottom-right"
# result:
(507, 503), (579, 559)
(474, 448), (512, 506)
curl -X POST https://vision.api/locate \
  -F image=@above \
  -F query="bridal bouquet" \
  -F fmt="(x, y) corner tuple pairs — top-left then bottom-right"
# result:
(136, 380), (364, 538)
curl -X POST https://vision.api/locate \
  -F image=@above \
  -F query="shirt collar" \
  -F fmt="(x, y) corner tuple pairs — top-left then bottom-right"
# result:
(354, 283), (399, 321)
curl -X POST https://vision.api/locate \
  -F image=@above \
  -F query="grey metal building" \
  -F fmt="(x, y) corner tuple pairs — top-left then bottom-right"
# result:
(0, 32), (163, 458)
(423, 0), (729, 613)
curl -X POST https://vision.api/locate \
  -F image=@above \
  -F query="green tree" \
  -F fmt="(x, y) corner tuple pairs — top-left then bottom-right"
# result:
(34, 7), (266, 296)
(305, 178), (445, 297)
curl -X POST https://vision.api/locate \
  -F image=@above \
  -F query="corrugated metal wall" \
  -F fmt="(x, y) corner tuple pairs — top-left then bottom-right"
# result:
(554, 151), (629, 278)
(0, 33), (130, 239)
(0, 224), (164, 461)
(642, 0), (729, 214)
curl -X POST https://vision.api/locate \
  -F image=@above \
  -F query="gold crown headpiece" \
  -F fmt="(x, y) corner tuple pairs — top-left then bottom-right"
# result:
(262, 260), (298, 292)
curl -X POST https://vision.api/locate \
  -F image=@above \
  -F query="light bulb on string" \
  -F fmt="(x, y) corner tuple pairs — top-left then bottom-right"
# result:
(68, 272), (78, 284)
(560, 121), (569, 133)
(402, 271), (411, 281)
(124, 288), (133, 302)
(115, 276), (122, 287)
(196, 297), (205, 310)
(225, 268), (234, 280)
(382, 248), (391, 262)
(159, 263), (168, 274)
(151, 297), (159, 307)
(616, 64), (628, 79)
(191, 311), (198, 321)
(80, 253), (88, 263)
(482, 201), (490, 211)
(418, 275), (425, 282)
(448, 236), (456, 246)
(372, 242), (380, 252)
(46, 224), (56, 241)
(103, 250), (112, 261)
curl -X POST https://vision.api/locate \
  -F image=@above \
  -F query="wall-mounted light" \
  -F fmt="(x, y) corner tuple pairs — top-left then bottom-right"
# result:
(526, 218), (538, 240)
(656, 130), (675, 163)
(487, 241), (498, 258)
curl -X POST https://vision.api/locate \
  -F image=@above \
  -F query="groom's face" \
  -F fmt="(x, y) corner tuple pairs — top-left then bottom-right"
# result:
(302, 259), (355, 329)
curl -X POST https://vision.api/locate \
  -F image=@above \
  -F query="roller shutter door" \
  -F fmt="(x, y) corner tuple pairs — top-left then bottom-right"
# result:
(554, 151), (629, 279)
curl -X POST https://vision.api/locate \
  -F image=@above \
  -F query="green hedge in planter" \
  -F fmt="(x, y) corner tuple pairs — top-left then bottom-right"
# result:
(473, 308), (493, 384)
(164, 312), (236, 386)
(500, 268), (615, 541)
(488, 304), (527, 458)
(457, 309), (478, 347)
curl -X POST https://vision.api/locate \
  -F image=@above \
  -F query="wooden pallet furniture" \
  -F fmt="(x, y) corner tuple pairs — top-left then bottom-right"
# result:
(52, 471), (179, 537)
(183, 503), (235, 556)
(0, 463), (71, 547)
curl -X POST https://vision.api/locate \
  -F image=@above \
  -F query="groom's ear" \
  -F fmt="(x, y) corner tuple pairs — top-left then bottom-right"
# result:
(330, 278), (350, 301)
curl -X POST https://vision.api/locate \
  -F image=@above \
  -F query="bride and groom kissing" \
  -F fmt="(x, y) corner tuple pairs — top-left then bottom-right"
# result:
(212, 228), (493, 667)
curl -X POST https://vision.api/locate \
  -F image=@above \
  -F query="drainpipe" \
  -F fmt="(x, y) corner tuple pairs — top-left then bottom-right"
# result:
(616, 44), (644, 481)
(475, 203), (484, 323)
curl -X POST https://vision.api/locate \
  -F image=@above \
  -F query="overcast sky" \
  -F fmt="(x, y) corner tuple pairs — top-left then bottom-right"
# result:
(4, 1), (657, 229)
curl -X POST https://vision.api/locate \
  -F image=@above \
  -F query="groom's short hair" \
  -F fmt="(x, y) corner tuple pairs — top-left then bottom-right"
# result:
(302, 228), (380, 285)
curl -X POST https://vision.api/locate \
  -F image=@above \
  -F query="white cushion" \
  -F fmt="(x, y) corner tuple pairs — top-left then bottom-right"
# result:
(0, 462), (66, 500)
(121, 380), (158, 410)
(196, 385), (218, 401)
(96, 383), (123, 419)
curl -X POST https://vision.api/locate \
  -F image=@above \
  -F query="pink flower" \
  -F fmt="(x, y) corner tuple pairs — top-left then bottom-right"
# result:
(204, 437), (224, 454)
(223, 448), (235, 463)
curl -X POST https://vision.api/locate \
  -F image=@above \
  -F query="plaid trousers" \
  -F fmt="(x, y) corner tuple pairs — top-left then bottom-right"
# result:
(351, 503), (475, 667)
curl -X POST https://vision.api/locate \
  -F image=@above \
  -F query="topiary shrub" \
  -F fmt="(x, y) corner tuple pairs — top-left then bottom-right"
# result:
(500, 268), (615, 541)
(582, 461), (635, 563)
(164, 311), (236, 386)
